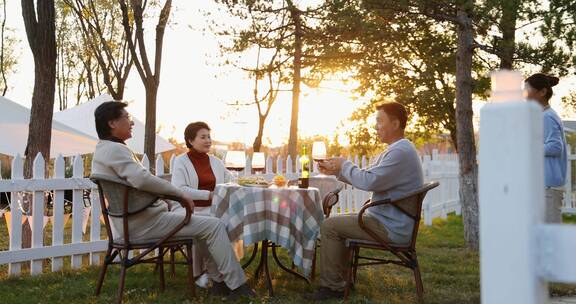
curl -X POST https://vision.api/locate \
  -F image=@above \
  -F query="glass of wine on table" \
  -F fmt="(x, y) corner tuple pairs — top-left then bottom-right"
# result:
(252, 152), (266, 174)
(312, 141), (328, 175)
(225, 151), (246, 183)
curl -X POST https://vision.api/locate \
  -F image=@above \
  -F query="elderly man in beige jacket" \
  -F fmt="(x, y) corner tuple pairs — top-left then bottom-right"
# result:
(91, 101), (254, 299)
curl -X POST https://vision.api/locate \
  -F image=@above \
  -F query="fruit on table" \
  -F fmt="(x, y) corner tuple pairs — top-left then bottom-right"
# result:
(273, 175), (287, 187)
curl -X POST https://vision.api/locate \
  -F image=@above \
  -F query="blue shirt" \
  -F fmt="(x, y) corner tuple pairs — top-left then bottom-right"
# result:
(337, 139), (424, 244)
(543, 108), (567, 187)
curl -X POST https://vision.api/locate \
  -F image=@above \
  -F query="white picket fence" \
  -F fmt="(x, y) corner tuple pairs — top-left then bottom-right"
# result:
(0, 150), (460, 277)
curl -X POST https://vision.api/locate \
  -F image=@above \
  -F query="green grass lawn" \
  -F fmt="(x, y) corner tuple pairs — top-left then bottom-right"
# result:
(0, 214), (575, 303)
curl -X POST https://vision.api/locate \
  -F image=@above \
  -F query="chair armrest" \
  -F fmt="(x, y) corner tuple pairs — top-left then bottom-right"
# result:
(359, 198), (391, 214)
(356, 198), (394, 249)
(131, 194), (193, 262)
(322, 191), (340, 217)
(159, 194), (194, 221)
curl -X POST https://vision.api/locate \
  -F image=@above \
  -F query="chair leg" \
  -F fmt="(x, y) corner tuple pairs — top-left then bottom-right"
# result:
(158, 247), (165, 292)
(412, 255), (424, 301)
(170, 247), (176, 278)
(343, 246), (355, 300)
(117, 250), (128, 304)
(352, 247), (360, 283)
(95, 246), (113, 295)
(185, 243), (196, 297)
(311, 246), (317, 280)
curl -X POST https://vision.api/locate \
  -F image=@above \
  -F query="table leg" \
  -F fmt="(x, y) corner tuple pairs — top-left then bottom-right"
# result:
(249, 240), (310, 297)
(262, 241), (273, 297)
(242, 242), (259, 269)
(251, 240), (273, 296)
(271, 242), (310, 284)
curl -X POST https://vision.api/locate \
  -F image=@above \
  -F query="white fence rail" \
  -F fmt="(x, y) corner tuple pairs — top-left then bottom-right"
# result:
(0, 150), (459, 276)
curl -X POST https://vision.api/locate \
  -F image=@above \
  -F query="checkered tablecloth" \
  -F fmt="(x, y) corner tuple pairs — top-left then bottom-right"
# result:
(212, 184), (324, 275)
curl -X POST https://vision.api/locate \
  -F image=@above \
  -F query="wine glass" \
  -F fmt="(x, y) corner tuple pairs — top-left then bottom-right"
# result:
(312, 141), (328, 176)
(225, 151), (246, 182)
(252, 152), (265, 174)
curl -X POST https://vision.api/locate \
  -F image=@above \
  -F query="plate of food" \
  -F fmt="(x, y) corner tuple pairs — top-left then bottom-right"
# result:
(237, 176), (270, 188)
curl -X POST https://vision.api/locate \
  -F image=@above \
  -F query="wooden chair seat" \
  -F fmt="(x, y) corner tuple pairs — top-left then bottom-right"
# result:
(344, 238), (410, 250)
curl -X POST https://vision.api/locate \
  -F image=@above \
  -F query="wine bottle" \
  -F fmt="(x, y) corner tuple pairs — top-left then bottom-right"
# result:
(299, 145), (310, 188)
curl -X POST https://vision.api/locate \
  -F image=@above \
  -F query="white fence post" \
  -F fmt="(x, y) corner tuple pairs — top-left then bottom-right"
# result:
(71, 155), (84, 269)
(286, 155), (293, 177)
(28, 153), (45, 275)
(8, 155), (23, 275)
(479, 84), (547, 302)
(155, 154), (164, 176)
(276, 156), (283, 175)
(266, 156), (274, 175)
(244, 156), (251, 176)
(30, 153), (45, 275)
(52, 155), (65, 271)
(90, 185), (101, 266)
(169, 154), (176, 173)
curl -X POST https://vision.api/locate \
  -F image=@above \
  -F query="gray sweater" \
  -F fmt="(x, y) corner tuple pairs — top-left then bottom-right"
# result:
(337, 138), (424, 244)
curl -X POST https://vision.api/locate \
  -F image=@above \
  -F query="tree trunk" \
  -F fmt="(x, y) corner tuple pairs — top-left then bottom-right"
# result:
(287, 7), (302, 161)
(455, 3), (479, 250)
(144, 84), (157, 172)
(21, 0), (57, 249)
(253, 115), (265, 152)
(447, 122), (458, 153)
(498, 0), (520, 69)
(22, 0), (57, 178)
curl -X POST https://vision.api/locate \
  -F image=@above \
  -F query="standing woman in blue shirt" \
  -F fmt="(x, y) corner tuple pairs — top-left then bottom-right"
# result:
(525, 73), (568, 223)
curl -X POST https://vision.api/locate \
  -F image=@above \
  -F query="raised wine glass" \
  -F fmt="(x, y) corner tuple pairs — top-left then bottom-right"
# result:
(225, 151), (246, 183)
(312, 141), (327, 175)
(252, 152), (265, 174)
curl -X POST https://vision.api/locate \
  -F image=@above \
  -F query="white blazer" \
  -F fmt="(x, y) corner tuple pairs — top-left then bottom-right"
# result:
(171, 153), (231, 214)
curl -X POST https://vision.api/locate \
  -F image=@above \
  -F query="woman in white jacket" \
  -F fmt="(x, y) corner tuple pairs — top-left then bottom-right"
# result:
(171, 121), (232, 288)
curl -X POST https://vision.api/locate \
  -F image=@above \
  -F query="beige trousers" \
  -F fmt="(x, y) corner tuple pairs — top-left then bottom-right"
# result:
(545, 188), (564, 224)
(319, 214), (391, 291)
(145, 207), (246, 290)
(180, 208), (244, 282)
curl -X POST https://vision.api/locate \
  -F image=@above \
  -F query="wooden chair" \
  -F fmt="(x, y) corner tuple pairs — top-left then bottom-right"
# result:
(343, 182), (439, 301)
(91, 174), (196, 304)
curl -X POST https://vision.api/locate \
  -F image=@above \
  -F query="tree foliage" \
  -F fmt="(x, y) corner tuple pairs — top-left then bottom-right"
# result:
(212, 0), (331, 159)
(119, 0), (172, 170)
(55, 0), (133, 110)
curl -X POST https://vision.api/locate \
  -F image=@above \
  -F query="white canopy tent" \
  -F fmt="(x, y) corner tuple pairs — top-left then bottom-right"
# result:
(0, 96), (98, 157)
(53, 94), (175, 154)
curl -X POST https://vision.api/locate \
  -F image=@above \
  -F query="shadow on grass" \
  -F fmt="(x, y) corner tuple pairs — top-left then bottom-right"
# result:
(3, 214), (575, 303)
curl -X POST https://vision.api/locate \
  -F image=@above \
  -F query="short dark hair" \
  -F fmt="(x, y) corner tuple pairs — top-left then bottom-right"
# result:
(94, 101), (128, 139)
(525, 73), (560, 101)
(184, 121), (211, 148)
(376, 102), (408, 129)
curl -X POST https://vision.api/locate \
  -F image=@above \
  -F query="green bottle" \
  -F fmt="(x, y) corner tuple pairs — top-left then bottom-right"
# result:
(299, 145), (310, 188)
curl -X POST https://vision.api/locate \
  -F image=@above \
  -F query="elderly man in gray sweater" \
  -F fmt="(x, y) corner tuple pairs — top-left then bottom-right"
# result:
(307, 102), (424, 301)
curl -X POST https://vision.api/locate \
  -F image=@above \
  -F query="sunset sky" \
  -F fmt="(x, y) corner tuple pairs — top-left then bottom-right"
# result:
(4, 1), (575, 148)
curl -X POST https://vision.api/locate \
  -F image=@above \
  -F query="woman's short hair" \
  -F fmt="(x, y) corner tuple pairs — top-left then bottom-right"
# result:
(375, 102), (408, 129)
(525, 73), (560, 101)
(94, 101), (128, 139)
(184, 121), (211, 148)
